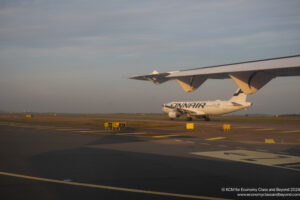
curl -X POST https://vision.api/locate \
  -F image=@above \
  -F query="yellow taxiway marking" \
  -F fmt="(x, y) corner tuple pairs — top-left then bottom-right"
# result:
(13, 125), (34, 128)
(54, 127), (74, 130)
(199, 143), (210, 145)
(34, 126), (56, 129)
(56, 129), (91, 131)
(0, 124), (12, 126)
(0, 171), (230, 200)
(8, 124), (29, 126)
(206, 137), (226, 141)
(265, 139), (275, 144)
(235, 126), (252, 129)
(200, 124), (215, 126)
(152, 134), (180, 138)
(117, 132), (146, 135)
(280, 130), (300, 133)
(78, 130), (103, 133)
(255, 128), (275, 131)
(5, 124), (50, 129)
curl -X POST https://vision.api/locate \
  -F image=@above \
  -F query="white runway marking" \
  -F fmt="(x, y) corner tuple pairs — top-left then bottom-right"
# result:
(217, 145), (228, 148)
(191, 150), (300, 171)
(280, 130), (300, 133)
(0, 171), (230, 200)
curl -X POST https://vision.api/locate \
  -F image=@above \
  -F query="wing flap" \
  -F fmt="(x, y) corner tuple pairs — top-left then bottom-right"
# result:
(175, 76), (207, 92)
(229, 71), (275, 94)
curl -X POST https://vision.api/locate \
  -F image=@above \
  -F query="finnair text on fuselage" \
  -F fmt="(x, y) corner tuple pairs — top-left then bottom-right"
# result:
(170, 102), (206, 109)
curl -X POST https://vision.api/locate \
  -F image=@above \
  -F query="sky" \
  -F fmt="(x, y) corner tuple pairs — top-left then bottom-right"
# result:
(1, 0), (300, 114)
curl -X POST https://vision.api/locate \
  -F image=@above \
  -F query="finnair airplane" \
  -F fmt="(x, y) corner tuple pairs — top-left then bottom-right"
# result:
(130, 55), (300, 94)
(162, 88), (252, 121)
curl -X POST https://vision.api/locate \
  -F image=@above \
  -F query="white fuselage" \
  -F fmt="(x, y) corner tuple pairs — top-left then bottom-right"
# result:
(162, 100), (252, 117)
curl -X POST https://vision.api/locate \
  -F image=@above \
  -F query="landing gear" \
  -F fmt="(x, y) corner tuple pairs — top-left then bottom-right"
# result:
(204, 116), (210, 121)
(187, 117), (193, 121)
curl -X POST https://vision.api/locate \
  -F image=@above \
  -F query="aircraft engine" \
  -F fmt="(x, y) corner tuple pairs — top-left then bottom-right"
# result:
(168, 110), (181, 119)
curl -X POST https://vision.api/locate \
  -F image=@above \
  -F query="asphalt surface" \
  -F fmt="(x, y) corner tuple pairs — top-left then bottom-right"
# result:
(0, 121), (299, 200)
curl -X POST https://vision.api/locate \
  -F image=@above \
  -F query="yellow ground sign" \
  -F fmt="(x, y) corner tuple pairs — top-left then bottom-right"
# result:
(223, 124), (231, 132)
(104, 122), (126, 131)
(265, 139), (275, 144)
(186, 123), (194, 130)
(26, 114), (32, 118)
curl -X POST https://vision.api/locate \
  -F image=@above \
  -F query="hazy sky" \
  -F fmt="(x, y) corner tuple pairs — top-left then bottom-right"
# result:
(1, 0), (300, 114)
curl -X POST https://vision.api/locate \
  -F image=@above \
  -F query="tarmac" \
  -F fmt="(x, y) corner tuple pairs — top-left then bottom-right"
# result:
(0, 120), (299, 199)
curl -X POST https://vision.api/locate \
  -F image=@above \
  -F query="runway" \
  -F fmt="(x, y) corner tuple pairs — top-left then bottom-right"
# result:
(0, 121), (299, 199)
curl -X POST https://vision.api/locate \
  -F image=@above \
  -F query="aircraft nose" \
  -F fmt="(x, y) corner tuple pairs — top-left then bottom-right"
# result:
(161, 104), (168, 113)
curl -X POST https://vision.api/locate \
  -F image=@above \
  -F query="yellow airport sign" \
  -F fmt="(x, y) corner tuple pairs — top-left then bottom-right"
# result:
(265, 139), (275, 144)
(104, 122), (126, 131)
(223, 124), (231, 132)
(186, 123), (194, 130)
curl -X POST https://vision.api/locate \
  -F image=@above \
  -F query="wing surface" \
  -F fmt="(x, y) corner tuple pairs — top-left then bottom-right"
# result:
(130, 55), (300, 94)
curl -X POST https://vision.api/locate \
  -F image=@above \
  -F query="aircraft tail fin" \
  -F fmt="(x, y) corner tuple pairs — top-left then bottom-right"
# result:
(230, 88), (247, 103)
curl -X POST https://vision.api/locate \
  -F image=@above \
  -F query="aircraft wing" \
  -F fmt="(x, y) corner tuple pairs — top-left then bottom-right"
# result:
(130, 70), (173, 85)
(130, 55), (300, 94)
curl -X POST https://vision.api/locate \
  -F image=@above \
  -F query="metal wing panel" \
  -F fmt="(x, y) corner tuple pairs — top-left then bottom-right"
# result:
(167, 55), (300, 78)
(268, 67), (300, 77)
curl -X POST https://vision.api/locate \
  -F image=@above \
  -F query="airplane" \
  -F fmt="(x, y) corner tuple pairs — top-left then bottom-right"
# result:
(130, 55), (300, 94)
(162, 88), (252, 121)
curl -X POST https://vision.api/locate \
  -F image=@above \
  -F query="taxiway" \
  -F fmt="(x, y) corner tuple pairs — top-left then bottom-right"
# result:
(0, 120), (299, 199)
